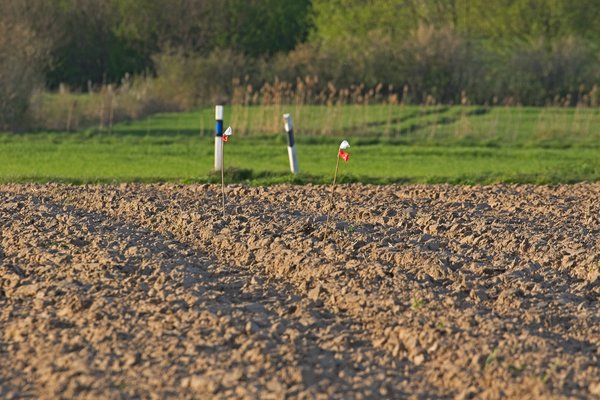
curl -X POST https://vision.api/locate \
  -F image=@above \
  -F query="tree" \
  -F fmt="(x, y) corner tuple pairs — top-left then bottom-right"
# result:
(222, 0), (312, 56)
(311, 0), (418, 45)
(0, 0), (56, 129)
(46, 0), (153, 89)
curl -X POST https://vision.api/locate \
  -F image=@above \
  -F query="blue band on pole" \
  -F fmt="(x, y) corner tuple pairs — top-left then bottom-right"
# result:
(287, 129), (295, 147)
(216, 120), (223, 136)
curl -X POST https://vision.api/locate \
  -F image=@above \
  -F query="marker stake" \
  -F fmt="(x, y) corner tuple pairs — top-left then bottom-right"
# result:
(325, 140), (350, 237)
(283, 113), (299, 174)
(215, 105), (224, 171)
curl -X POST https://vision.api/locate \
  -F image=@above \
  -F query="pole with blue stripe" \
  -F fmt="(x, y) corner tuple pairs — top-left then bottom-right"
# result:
(283, 113), (299, 174)
(214, 105), (224, 171)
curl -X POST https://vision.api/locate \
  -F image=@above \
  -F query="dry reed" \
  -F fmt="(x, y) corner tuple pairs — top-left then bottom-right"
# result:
(26, 76), (599, 146)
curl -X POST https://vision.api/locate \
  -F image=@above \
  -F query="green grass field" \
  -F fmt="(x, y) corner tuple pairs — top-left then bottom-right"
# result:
(115, 104), (600, 147)
(1, 105), (599, 184)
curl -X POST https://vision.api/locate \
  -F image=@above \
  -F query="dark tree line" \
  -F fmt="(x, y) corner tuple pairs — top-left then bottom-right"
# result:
(1, 0), (599, 129)
(1, 0), (312, 89)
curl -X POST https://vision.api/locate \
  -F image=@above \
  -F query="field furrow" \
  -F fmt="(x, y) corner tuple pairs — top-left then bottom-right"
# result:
(1, 188), (423, 399)
(1, 183), (598, 399)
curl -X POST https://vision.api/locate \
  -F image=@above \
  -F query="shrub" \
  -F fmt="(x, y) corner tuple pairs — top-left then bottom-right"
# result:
(501, 37), (599, 105)
(151, 49), (256, 107)
(395, 25), (488, 104)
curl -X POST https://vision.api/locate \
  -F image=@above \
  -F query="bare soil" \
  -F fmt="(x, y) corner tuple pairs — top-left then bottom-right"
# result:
(1, 183), (598, 399)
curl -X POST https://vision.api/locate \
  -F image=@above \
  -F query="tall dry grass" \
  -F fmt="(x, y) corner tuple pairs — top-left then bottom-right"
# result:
(227, 78), (599, 144)
(27, 73), (599, 147)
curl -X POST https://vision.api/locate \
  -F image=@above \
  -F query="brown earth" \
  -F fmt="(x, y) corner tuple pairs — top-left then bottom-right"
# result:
(1, 183), (598, 399)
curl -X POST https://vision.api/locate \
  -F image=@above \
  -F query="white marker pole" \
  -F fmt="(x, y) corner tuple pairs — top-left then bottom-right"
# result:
(283, 113), (299, 174)
(214, 105), (224, 171)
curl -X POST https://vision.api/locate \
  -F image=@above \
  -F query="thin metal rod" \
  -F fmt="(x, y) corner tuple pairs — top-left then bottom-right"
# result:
(325, 152), (341, 233)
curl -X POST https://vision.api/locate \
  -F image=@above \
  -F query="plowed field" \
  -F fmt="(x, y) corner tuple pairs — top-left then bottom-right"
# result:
(1, 183), (598, 399)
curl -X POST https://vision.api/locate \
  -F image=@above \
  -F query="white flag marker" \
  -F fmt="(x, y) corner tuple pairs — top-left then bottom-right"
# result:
(222, 126), (233, 142)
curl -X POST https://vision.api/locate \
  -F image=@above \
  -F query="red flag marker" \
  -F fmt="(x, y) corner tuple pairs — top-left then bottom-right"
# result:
(339, 149), (349, 162)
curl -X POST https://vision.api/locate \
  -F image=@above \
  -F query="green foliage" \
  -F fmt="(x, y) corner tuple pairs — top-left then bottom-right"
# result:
(0, 1), (53, 130)
(311, 0), (600, 44)
(226, 0), (312, 56)
(208, 167), (254, 182)
(40, 0), (312, 89)
(22, 0), (600, 92)
(2, 0), (600, 131)
(307, 0), (600, 105)
(46, 0), (164, 88)
(411, 297), (425, 310)
(311, 0), (417, 44)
